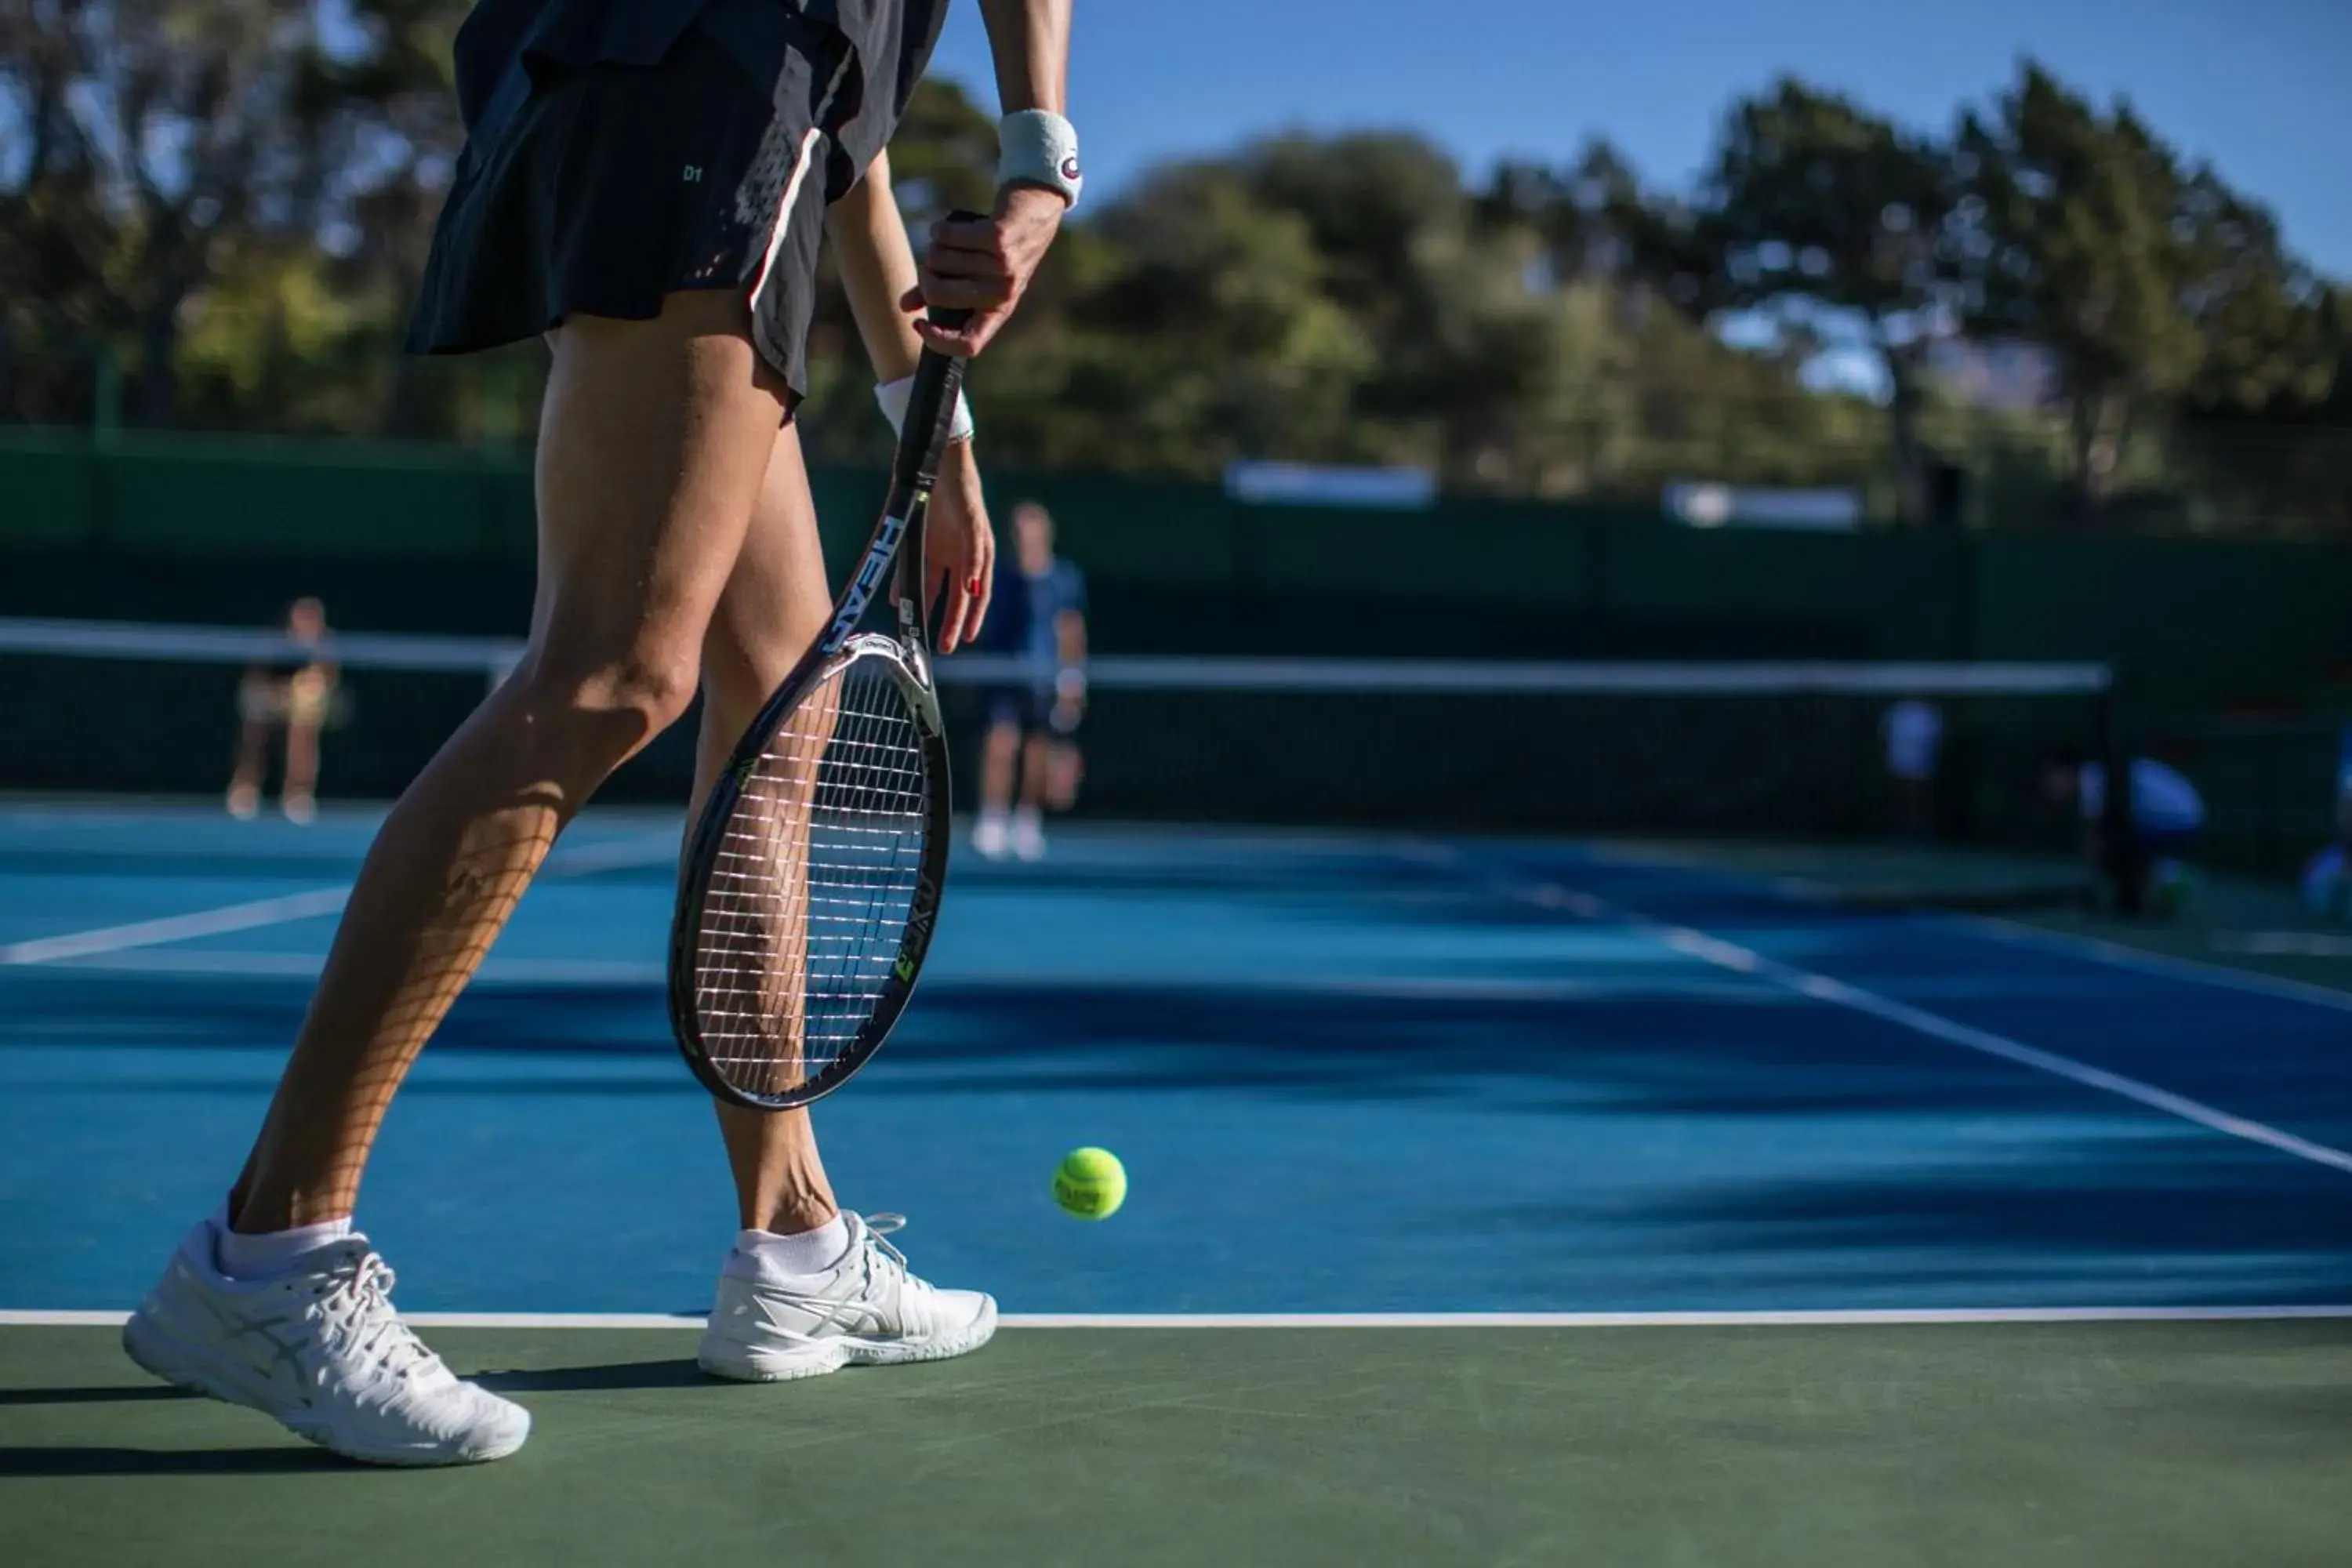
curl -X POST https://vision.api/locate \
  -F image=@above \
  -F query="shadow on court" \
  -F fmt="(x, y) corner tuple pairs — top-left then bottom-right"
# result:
(0, 1444), (344, 1476)
(471, 1359), (706, 1394)
(0, 1384), (193, 1407)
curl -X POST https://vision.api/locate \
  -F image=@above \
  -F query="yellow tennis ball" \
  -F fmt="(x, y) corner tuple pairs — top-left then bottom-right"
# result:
(1053, 1146), (1127, 1220)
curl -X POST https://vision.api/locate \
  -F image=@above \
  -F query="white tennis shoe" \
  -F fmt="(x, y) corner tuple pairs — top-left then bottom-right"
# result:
(122, 1221), (530, 1466)
(973, 812), (1011, 860)
(698, 1212), (996, 1382)
(1010, 808), (1047, 862)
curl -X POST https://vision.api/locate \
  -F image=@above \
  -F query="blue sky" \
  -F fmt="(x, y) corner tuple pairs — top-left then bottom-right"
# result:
(930, 0), (2352, 279)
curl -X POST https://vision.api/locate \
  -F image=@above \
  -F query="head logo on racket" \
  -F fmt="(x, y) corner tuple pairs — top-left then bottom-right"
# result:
(826, 511), (909, 647)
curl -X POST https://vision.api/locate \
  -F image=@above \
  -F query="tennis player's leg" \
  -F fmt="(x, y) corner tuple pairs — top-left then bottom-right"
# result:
(281, 677), (325, 824)
(125, 291), (790, 1463)
(692, 417), (841, 1238)
(1012, 712), (1053, 859)
(233, 295), (782, 1229)
(691, 419), (997, 1382)
(226, 678), (272, 818)
(975, 699), (1022, 858)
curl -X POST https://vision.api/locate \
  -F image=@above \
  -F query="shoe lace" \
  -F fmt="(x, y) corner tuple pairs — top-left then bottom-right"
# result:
(858, 1212), (908, 1272)
(851, 1213), (931, 1308)
(312, 1248), (440, 1385)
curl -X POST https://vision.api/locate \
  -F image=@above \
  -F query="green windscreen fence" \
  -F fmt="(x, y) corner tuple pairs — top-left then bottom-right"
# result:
(6, 429), (2352, 712)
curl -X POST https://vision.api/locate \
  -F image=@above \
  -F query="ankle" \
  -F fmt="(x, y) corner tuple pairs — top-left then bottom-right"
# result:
(735, 1213), (851, 1278)
(216, 1213), (354, 1280)
(230, 1181), (354, 1236)
(752, 1192), (839, 1236)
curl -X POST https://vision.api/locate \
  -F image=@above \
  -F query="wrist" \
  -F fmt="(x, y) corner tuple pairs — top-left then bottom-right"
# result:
(997, 109), (1082, 209)
(874, 375), (975, 443)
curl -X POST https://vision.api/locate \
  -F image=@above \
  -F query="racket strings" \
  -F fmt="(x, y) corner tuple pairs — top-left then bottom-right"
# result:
(692, 655), (929, 1098)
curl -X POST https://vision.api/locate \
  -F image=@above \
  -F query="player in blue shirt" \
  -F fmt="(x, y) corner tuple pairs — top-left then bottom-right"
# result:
(974, 501), (1087, 861)
(2045, 750), (2205, 914)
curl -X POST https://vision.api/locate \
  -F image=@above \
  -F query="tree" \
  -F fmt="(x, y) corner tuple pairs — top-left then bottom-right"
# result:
(977, 158), (1375, 474)
(1956, 63), (2333, 517)
(0, 0), (475, 433)
(1237, 131), (1624, 489)
(1661, 80), (1962, 523)
(1475, 139), (1645, 289)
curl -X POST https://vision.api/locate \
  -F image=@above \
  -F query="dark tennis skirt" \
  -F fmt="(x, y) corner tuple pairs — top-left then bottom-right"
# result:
(405, 6), (858, 398)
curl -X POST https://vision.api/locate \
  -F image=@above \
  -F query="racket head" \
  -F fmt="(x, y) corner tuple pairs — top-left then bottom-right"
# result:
(669, 634), (949, 1110)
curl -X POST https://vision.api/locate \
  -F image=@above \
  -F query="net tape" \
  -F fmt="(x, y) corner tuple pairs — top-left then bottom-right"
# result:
(0, 618), (2114, 699)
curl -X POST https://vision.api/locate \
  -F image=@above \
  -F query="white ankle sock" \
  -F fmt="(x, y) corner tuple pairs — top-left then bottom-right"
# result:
(216, 1214), (353, 1280)
(735, 1215), (850, 1280)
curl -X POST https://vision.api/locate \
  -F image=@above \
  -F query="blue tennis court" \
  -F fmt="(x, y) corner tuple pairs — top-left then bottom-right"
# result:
(6, 803), (2350, 1319)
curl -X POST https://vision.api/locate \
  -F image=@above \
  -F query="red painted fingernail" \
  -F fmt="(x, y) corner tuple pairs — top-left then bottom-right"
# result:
(967, 576), (982, 593)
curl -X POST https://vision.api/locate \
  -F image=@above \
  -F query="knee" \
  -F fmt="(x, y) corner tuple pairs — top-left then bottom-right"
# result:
(698, 635), (787, 736)
(512, 638), (702, 752)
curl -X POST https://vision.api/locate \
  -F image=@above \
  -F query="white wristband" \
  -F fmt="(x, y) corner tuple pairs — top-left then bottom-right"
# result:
(997, 109), (1083, 209)
(874, 376), (974, 443)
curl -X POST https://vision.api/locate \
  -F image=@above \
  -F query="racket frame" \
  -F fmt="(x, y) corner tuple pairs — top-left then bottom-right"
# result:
(668, 320), (968, 1111)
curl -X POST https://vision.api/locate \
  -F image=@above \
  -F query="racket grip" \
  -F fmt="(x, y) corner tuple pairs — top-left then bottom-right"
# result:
(922, 210), (987, 334)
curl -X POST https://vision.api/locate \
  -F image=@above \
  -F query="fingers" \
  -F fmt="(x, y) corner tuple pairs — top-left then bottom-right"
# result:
(934, 559), (975, 655)
(904, 200), (1061, 358)
(924, 483), (992, 654)
(919, 216), (1012, 302)
(916, 312), (1008, 358)
(898, 285), (1006, 359)
(960, 545), (994, 648)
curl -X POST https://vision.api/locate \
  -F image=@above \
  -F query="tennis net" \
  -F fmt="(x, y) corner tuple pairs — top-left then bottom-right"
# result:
(0, 615), (2115, 900)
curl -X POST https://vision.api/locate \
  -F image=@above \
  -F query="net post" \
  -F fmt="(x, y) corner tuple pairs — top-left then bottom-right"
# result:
(2095, 663), (2144, 917)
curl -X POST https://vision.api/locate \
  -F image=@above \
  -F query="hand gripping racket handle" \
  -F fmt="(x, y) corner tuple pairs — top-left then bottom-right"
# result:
(891, 211), (984, 492)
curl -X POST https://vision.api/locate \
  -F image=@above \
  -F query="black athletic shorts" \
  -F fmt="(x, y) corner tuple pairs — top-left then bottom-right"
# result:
(405, 1), (861, 398)
(985, 684), (1080, 738)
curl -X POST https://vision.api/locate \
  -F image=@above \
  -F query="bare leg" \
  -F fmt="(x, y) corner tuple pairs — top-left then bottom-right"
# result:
(281, 669), (326, 821)
(693, 420), (843, 1236)
(282, 713), (323, 823)
(227, 714), (269, 818)
(979, 719), (1020, 815)
(231, 292), (789, 1232)
(1044, 738), (1083, 812)
(1019, 731), (1053, 813)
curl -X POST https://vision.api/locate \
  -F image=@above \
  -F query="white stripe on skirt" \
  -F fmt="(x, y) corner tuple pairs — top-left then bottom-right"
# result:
(745, 49), (856, 315)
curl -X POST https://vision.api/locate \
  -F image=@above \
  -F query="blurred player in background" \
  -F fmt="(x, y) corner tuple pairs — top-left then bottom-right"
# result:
(974, 500), (1087, 861)
(226, 597), (339, 826)
(2303, 724), (2352, 920)
(2045, 749), (2206, 915)
(1880, 695), (1943, 839)
(124, 0), (1077, 1468)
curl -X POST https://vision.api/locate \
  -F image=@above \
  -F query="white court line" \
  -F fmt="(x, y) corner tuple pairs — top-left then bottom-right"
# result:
(1580, 840), (2352, 1018)
(6, 1306), (2352, 1330)
(0, 833), (681, 970)
(1960, 913), (2352, 1017)
(1493, 869), (2352, 1179)
(0, 887), (351, 965)
(2213, 931), (2352, 959)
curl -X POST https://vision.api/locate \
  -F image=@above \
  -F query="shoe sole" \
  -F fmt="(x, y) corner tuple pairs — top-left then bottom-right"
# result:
(122, 1310), (528, 1467)
(696, 1299), (999, 1384)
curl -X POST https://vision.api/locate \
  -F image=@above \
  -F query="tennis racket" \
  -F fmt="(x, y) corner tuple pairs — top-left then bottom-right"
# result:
(668, 304), (972, 1110)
